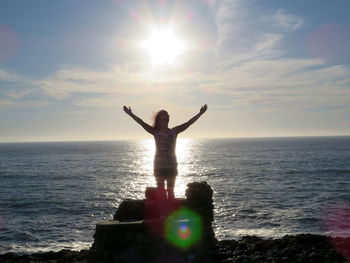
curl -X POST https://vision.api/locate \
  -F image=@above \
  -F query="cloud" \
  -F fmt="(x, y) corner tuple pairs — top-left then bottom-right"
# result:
(213, 1), (305, 66)
(34, 63), (207, 104)
(274, 9), (304, 31)
(0, 69), (29, 83)
(35, 66), (140, 99)
(202, 58), (350, 115)
(213, 0), (289, 62)
(201, 1), (349, 120)
(0, 69), (30, 106)
(0, 69), (51, 108)
(75, 95), (121, 108)
(30, 52), (350, 121)
(0, 99), (13, 107)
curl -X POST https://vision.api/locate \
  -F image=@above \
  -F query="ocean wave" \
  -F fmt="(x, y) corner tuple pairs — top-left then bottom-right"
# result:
(1, 241), (92, 254)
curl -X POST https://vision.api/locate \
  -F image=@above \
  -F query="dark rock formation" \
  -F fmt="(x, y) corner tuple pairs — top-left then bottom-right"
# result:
(89, 181), (217, 263)
(113, 199), (144, 221)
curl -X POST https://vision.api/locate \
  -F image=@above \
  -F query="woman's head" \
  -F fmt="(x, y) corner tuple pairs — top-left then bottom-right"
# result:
(153, 110), (169, 130)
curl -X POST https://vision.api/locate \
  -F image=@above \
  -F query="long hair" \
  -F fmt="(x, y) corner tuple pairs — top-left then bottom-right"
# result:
(153, 110), (166, 131)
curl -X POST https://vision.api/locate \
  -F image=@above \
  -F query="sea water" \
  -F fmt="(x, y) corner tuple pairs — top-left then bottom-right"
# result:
(0, 137), (349, 253)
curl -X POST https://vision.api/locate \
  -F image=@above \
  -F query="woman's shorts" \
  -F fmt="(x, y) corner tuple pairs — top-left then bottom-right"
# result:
(154, 168), (178, 179)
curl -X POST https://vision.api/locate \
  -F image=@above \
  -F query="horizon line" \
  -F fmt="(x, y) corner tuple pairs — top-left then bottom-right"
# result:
(1, 134), (350, 144)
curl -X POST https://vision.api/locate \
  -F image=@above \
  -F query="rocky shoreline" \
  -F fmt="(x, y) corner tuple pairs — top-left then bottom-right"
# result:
(1, 234), (349, 263)
(217, 234), (350, 263)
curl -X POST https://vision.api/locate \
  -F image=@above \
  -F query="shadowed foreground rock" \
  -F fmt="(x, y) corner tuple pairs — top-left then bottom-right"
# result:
(89, 181), (217, 263)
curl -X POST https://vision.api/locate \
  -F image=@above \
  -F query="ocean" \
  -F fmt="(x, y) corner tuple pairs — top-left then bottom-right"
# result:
(0, 137), (350, 254)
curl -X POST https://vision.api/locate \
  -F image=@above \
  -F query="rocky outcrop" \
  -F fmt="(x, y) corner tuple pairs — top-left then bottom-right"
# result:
(89, 181), (217, 263)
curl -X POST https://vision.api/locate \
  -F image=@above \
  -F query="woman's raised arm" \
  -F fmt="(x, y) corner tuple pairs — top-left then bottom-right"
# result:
(173, 104), (207, 134)
(123, 106), (154, 134)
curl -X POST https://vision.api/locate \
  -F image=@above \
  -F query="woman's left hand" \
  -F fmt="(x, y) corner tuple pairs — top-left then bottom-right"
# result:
(200, 104), (208, 115)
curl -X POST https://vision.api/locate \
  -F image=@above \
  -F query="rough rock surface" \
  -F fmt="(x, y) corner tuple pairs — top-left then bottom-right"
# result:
(217, 234), (350, 263)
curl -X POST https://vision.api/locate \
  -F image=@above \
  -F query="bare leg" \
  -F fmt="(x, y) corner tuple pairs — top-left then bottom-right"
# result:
(166, 176), (176, 200)
(155, 176), (167, 216)
(156, 176), (165, 190)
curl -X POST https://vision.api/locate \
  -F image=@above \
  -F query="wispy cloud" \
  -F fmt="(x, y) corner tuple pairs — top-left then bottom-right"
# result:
(35, 67), (121, 99)
(274, 9), (304, 31)
(0, 69), (52, 108)
(0, 69), (33, 108)
(213, 0), (291, 65)
(198, 58), (350, 115)
(0, 99), (13, 107)
(25, 56), (349, 120)
(0, 69), (29, 83)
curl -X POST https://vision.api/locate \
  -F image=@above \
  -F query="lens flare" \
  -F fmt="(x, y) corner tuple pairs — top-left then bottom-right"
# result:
(165, 207), (202, 249)
(323, 201), (350, 261)
(306, 23), (350, 63)
(178, 220), (191, 239)
(0, 25), (19, 62)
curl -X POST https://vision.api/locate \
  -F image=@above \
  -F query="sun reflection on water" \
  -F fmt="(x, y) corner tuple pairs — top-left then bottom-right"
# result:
(175, 138), (194, 197)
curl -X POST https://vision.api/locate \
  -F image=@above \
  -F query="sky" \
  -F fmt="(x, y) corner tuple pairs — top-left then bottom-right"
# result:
(0, 0), (350, 142)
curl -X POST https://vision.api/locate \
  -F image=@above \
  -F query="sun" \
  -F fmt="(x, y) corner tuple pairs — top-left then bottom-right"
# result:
(142, 28), (185, 65)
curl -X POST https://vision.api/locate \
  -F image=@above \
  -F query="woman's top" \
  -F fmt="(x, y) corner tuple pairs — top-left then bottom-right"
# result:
(153, 129), (178, 170)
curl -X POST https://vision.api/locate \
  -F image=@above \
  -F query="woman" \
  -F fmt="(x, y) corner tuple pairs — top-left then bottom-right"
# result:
(123, 104), (208, 199)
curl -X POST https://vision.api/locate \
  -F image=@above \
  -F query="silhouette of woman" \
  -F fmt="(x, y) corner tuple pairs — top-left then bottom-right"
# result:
(123, 105), (207, 199)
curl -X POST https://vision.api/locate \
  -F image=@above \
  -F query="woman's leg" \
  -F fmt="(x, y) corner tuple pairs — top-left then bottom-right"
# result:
(154, 171), (167, 216)
(166, 175), (176, 200)
(155, 175), (165, 189)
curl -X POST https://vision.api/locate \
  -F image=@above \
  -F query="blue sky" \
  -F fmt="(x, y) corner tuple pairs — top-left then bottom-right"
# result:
(1, 0), (350, 142)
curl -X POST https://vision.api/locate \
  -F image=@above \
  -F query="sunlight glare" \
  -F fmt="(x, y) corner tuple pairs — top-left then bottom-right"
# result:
(140, 139), (155, 173)
(142, 28), (185, 65)
(175, 139), (193, 196)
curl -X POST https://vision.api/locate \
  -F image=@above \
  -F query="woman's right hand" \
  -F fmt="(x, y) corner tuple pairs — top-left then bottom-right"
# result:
(123, 106), (132, 115)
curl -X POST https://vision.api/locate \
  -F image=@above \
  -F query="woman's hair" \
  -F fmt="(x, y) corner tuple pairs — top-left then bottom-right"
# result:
(153, 110), (166, 131)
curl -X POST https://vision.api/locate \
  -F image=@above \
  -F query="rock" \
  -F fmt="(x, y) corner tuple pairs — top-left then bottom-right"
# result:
(113, 199), (144, 221)
(0, 249), (89, 263)
(216, 234), (350, 263)
(186, 181), (213, 201)
(90, 181), (218, 263)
